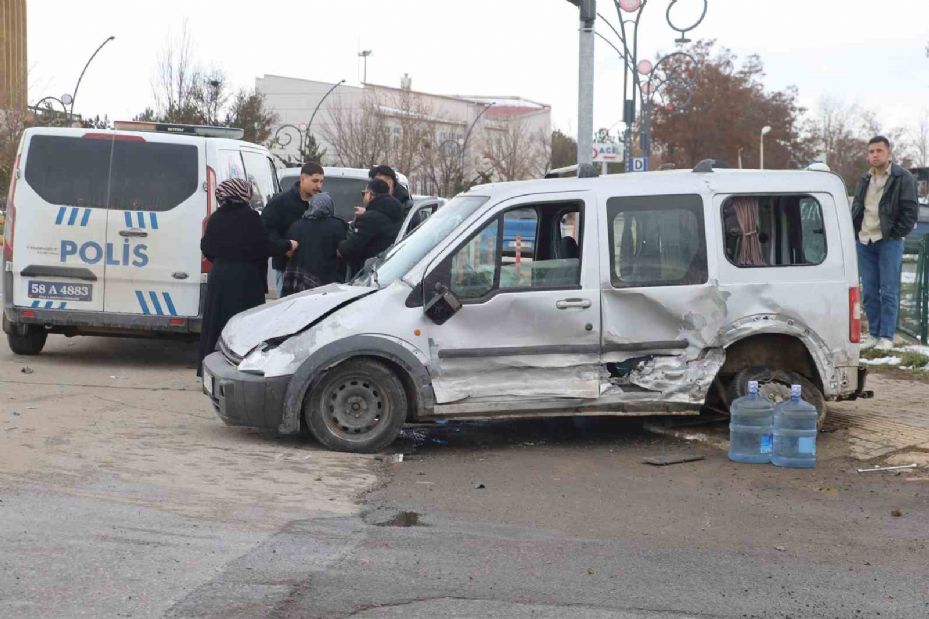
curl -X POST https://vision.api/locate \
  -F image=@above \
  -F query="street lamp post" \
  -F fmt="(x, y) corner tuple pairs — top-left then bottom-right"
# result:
(70, 36), (115, 123)
(759, 125), (772, 169)
(594, 0), (707, 172)
(358, 50), (373, 84)
(272, 79), (346, 163)
(458, 102), (494, 189)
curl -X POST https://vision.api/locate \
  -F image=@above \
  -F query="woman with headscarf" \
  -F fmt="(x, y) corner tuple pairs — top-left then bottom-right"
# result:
(282, 192), (348, 295)
(197, 178), (297, 375)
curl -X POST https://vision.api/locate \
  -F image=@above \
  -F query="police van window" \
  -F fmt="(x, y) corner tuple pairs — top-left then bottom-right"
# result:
(722, 194), (826, 267)
(607, 194), (707, 288)
(25, 135), (198, 212)
(216, 150), (246, 183)
(241, 150), (276, 209)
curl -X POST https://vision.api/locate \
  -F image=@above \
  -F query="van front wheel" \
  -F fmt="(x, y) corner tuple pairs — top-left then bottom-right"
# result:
(7, 324), (48, 355)
(303, 359), (408, 453)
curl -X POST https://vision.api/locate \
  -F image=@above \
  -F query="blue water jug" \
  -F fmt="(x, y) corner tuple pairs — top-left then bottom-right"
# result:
(771, 385), (818, 468)
(728, 380), (774, 464)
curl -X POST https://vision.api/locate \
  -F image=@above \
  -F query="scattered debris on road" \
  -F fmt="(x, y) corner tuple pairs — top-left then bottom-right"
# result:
(474, 483), (486, 489)
(642, 454), (706, 466)
(890, 509), (903, 517)
(856, 463), (919, 474)
(20, 366), (34, 374)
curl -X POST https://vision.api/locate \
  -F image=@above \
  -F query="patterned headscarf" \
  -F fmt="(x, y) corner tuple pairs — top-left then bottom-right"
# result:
(215, 178), (252, 207)
(304, 192), (335, 220)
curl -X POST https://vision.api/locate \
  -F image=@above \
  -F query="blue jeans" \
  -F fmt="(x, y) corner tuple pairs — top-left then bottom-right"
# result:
(856, 238), (904, 339)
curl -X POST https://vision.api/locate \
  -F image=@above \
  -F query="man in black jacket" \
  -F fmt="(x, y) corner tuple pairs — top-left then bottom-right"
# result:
(262, 161), (324, 294)
(338, 178), (404, 275)
(851, 136), (919, 351)
(369, 164), (414, 214)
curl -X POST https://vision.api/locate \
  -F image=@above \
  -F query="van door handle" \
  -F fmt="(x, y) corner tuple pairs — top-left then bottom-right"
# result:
(172, 272), (189, 280)
(119, 230), (148, 238)
(555, 298), (591, 309)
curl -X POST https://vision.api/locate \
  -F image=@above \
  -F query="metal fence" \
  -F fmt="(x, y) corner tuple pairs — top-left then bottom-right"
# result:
(899, 235), (929, 345)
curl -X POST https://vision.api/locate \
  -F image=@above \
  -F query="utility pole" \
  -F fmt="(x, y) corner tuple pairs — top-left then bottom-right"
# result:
(569, 0), (596, 168)
(358, 50), (373, 84)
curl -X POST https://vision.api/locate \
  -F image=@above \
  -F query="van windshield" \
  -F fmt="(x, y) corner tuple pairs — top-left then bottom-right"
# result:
(357, 195), (489, 287)
(24, 134), (199, 211)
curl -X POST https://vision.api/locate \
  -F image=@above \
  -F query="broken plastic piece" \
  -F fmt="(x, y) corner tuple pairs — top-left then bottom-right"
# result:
(856, 463), (918, 474)
(642, 454), (706, 466)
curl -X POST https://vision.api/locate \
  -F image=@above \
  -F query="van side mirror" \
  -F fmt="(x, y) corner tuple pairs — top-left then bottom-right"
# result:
(424, 282), (462, 325)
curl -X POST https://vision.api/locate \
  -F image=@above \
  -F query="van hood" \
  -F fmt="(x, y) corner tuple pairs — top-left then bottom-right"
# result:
(221, 284), (376, 357)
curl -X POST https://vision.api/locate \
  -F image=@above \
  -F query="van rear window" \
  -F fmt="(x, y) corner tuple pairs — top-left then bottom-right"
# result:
(24, 134), (199, 212)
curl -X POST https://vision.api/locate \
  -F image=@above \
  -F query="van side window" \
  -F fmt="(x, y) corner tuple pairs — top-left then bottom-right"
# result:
(722, 195), (826, 267)
(607, 194), (706, 288)
(241, 150), (276, 209)
(217, 150), (246, 183)
(446, 202), (583, 301)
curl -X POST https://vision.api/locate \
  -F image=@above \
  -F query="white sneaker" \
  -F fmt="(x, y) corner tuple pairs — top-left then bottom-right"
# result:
(860, 334), (878, 350)
(874, 338), (894, 352)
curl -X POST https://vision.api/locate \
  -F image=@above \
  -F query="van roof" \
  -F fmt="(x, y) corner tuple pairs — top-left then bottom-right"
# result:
(465, 168), (849, 201)
(22, 126), (261, 149)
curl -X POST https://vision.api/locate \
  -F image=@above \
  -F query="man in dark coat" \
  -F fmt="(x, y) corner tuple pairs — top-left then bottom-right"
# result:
(369, 164), (414, 214)
(199, 178), (296, 375)
(851, 136), (919, 351)
(338, 178), (404, 275)
(282, 192), (348, 295)
(262, 161), (324, 294)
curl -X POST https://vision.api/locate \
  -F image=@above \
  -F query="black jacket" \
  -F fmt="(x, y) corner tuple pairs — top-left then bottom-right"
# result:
(285, 214), (349, 290)
(393, 182), (414, 213)
(202, 202), (291, 264)
(338, 194), (404, 269)
(262, 182), (309, 270)
(851, 163), (919, 240)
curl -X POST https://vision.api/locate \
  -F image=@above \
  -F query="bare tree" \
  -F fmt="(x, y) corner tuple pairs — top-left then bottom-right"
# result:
(0, 110), (32, 195)
(907, 111), (929, 167)
(153, 21), (202, 122)
(481, 117), (550, 182)
(320, 93), (390, 168)
(419, 128), (464, 197)
(380, 88), (436, 176)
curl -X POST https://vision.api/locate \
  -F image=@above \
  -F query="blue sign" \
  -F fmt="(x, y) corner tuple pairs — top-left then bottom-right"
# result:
(631, 156), (649, 173)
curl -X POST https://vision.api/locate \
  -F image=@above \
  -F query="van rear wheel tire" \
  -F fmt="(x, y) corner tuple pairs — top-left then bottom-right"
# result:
(6, 325), (48, 355)
(304, 359), (407, 453)
(728, 367), (826, 428)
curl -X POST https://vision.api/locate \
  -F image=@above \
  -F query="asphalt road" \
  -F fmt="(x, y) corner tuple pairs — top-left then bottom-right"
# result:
(1, 333), (927, 618)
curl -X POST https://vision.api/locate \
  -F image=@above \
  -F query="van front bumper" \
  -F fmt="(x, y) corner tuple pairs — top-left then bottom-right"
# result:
(202, 351), (290, 430)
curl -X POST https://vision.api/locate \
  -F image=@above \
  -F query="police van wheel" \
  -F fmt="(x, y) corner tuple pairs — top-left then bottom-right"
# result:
(304, 359), (407, 453)
(7, 325), (48, 355)
(728, 367), (827, 429)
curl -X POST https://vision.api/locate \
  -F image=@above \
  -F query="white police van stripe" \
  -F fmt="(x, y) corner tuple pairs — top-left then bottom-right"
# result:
(67, 208), (79, 226)
(136, 211), (146, 229)
(149, 212), (159, 229)
(55, 207), (66, 225)
(162, 292), (177, 316)
(135, 291), (150, 315)
(124, 211), (132, 227)
(30, 300), (67, 309)
(148, 291), (164, 315)
(80, 208), (91, 226)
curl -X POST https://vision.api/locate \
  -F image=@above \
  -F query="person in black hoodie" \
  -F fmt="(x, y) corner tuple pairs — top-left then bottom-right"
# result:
(262, 161), (324, 295)
(338, 178), (404, 275)
(369, 164), (414, 214)
(282, 192), (348, 295)
(198, 178), (297, 375)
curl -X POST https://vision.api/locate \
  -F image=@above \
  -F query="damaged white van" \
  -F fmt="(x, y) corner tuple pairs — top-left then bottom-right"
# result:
(202, 162), (872, 452)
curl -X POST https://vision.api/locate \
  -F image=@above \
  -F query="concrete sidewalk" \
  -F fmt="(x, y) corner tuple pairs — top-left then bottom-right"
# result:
(828, 373), (929, 463)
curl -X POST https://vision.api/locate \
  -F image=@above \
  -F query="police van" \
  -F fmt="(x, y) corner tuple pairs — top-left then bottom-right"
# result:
(2, 122), (281, 354)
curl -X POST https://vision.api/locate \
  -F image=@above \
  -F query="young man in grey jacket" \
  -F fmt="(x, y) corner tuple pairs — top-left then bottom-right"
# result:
(851, 136), (919, 351)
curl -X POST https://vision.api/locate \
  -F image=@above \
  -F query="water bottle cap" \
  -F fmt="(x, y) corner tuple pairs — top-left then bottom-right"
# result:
(747, 380), (759, 395)
(791, 384), (802, 399)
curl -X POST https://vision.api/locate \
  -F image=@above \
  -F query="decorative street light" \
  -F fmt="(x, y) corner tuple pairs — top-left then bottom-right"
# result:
(70, 36), (116, 123)
(759, 125), (772, 169)
(595, 0), (707, 172)
(358, 50), (373, 84)
(458, 102), (494, 184)
(28, 96), (72, 126)
(272, 79), (346, 164)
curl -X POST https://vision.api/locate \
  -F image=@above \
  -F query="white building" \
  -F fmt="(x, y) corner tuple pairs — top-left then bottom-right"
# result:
(256, 74), (551, 195)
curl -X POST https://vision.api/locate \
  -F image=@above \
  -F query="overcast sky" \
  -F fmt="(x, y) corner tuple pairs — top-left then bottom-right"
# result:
(26, 0), (929, 140)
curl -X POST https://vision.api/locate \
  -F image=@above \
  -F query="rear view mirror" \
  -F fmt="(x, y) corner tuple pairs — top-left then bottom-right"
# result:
(424, 282), (461, 325)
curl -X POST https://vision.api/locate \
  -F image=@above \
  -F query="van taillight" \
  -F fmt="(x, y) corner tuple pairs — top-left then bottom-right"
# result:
(3, 155), (19, 262)
(201, 166), (216, 274)
(849, 286), (862, 344)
